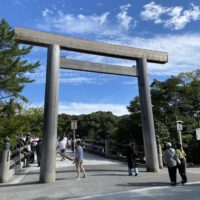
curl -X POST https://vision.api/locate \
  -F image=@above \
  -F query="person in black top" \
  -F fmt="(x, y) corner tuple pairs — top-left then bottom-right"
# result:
(36, 138), (42, 167)
(127, 142), (138, 176)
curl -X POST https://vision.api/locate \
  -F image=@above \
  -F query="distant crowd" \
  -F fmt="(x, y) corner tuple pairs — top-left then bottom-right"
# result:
(16, 133), (188, 184)
(16, 133), (42, 167)
(15, 133), (86, 180)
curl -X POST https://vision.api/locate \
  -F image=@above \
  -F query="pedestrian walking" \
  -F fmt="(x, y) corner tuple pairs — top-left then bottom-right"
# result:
(59, 136), (67, 161)
(163, 142), (178, 186)
(127, 142), (138, 176)
(24, 141), (32, 167)
(175, 143), (188, 184)
(74, 140), (86, 180)
(36, 138), (42, 167)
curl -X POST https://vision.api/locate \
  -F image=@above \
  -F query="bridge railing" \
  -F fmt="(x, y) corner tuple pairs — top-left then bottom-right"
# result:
(82, 139), (145, 163)
(0, 137), (26, 183)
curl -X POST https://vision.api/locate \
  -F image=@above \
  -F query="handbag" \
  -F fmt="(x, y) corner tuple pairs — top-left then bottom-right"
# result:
(169, 149), (181, 166)
(175, 155), (181, 166)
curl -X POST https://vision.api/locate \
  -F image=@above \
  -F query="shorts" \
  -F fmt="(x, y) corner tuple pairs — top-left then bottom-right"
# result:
(76, 160), (83, 168)
(60, 149), (65, 155)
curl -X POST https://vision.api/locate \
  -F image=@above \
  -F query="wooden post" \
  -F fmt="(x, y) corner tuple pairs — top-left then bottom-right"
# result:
(0, 137), (11, 183)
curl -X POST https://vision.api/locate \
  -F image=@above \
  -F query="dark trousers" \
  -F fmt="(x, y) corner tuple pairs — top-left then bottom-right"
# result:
(178, 158), (187, 183)
(37, 153), (41, 166)
(168, 166), (177, 184)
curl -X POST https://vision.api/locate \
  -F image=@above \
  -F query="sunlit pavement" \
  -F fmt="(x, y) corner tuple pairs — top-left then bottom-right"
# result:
(66, 183), (200, 200)
(0, 151), (200, 200)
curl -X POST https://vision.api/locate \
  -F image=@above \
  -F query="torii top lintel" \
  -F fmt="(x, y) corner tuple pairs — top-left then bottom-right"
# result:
(14, 27), (168, 64)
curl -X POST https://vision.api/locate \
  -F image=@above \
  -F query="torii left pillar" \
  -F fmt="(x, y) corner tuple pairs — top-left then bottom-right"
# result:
(40, 44), (60, 183)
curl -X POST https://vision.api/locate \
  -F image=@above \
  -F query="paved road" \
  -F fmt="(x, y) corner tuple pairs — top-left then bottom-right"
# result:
(67, 183), (200, 200)
(0, 151), (200, 200)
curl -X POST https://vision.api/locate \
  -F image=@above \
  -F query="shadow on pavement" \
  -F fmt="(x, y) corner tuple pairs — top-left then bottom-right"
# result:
(91, 173), (131, 177)
(30, 196), (81, 200)
(26, 168), (131, 175)
(116, 181), (170, 187)
(0, 181), (39, 187)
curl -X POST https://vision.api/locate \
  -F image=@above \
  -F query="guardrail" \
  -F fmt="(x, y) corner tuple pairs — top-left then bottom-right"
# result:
(0, 137), (26, 183)
(82, 140), (145, 163)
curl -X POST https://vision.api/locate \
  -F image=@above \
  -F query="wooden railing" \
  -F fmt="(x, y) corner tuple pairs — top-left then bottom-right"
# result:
(0, 138), (26, 183)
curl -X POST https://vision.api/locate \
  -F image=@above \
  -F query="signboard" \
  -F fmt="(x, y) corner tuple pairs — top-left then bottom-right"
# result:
(177, 123), (183, 131)
(71, 120), (77, 130)
(196, 128), (200, 140)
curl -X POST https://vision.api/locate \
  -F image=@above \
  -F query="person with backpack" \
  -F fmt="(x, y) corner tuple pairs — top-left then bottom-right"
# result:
(163, 142), (178, 186)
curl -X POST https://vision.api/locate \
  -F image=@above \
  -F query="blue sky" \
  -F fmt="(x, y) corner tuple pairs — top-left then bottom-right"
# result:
(1, 0), (200, 115)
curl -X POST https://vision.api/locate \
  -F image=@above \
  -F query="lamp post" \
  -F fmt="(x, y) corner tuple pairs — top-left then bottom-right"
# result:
(194, 111), (200, 141)
(176, 120), (183, 147)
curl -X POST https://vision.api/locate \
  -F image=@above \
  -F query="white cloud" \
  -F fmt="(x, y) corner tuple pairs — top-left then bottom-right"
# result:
(101, 33), (200, 76)
(30, 6), (200, 81)
(30, 102), (129, 116)
(38, 7), (137, 37)
(116, 4), (135, 30)
(58, 102), (129, 116)
(38, 9), (114, 35)
(42, 8), (53, 17)
(141, 2), (200, 30)
(141, 2), (169, 24)
(59, 76), (97, 84)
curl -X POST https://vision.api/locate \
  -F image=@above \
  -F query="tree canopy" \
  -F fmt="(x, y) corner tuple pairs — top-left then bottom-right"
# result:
(0, 18), (39, 101)
(0, 19), (40, 147)
(128, 69), (200, 162)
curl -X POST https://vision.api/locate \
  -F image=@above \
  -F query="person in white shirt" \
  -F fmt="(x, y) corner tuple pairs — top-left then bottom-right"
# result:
(59, 136), (67, 161)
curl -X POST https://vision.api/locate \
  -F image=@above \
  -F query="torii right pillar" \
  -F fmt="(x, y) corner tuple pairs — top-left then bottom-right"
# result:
(137, 57), (159, 172)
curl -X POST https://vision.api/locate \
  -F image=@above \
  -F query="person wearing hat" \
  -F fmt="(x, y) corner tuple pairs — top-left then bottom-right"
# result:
(163, 142), (177, 185)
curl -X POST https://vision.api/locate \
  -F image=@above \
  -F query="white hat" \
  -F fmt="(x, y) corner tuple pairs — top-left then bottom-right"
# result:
(165, 142), (172, 147)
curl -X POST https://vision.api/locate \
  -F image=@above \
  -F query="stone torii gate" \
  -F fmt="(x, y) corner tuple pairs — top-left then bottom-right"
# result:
(15, 27), (168, 183)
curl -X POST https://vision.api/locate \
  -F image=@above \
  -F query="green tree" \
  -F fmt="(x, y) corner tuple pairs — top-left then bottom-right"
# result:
(127, 70), (200, 163)
(57, 114), (73, 137)
(0, 18), (39, 101)
(24, 108), (44, 137)
(0, 19), (40, 148)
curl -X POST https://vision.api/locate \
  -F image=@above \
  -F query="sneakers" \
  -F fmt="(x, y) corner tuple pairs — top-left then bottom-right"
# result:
(181, 180), (188, 185)
(128, 173), (138, 176)
(82, 174), (86, 178)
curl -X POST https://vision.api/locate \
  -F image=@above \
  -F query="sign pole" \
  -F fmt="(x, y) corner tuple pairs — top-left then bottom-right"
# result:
(71, 120), (78, 159)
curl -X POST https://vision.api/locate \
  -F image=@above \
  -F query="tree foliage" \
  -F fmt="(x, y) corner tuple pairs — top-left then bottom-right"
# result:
(0, 19), (40, 148)
(0, 18), (40, 101)
(128, 69), (200, 162)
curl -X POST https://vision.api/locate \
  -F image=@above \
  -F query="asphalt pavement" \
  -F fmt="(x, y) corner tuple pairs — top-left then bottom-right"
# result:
(0, 151), (200, 200)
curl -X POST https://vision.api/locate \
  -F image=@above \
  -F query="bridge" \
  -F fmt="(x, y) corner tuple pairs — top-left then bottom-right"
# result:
(0, 149), (200, 200)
